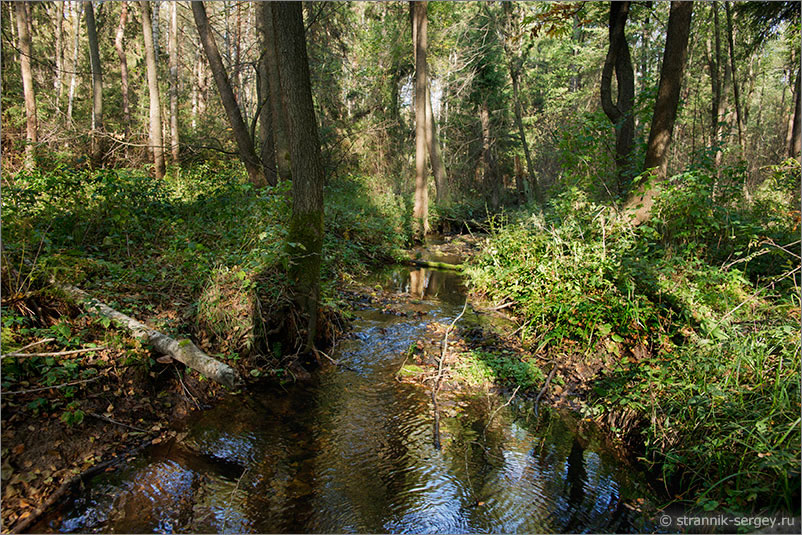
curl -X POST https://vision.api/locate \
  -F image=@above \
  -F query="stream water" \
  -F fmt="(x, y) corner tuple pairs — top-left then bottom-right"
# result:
(42, 255), (660, 533)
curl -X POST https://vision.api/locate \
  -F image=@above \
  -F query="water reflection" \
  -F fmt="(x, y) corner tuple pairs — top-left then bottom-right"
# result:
(48, 265), (657, 534)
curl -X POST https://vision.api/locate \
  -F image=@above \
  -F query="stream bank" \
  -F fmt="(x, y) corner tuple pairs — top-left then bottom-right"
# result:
(24, 236), (663, 533)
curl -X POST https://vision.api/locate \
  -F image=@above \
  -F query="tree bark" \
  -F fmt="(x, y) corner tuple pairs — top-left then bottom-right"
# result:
(600, 1), (635, 194)
(790, 65), (801, 161)
(57, 282), (242, 389)
(257, 1), (278, 186)
(140, 1), (166, 179)
(273, 2), (326, 353)
(480, 101), (500, 211)
(169, 1), (180, 164)
(192, 0), (266, 187)
(503, 1), (540, 204)
(85, 1), (103, 166)
(15, 1), (37, 168)
(261, 2), (292, 181)
(724, 2), (745, 156)
(413, 1), (430, 237)
(425, 85), (448, 204)
(115, 2), (131, 135)
(624, 1), (693, 224)
(67, 1), (82, 123)
(55, 2), (64, 99)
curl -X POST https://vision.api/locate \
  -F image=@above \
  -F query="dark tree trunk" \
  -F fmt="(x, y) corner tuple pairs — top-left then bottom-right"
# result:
(15, 1), (37, 169)
(412, 1), (430, 237)
(115, 2), (131, 135)
(260, 1), (291, 181)
(624, 0), (693, 224)
(426, 80), (448, 204)
(140, 1), (166, 179)
(257, 2), (278, 186)
(192, 0), (266, 187)
(503, 1), (540, 204)
(85, 1), (103, 166)
(600, 1), (635, 194)
(272, 2), (326, 353)
(169, 1), (180, 164)
(724, 1), (745, 156)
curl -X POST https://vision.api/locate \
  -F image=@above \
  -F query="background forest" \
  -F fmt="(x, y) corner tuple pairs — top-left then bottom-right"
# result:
(1, 0), (800, 527)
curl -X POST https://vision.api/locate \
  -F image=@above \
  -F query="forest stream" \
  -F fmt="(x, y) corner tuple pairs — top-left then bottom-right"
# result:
(35, 246), (660, 534)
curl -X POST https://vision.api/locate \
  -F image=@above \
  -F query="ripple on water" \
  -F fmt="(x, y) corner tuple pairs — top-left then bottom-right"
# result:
(50, 265), (658, 534)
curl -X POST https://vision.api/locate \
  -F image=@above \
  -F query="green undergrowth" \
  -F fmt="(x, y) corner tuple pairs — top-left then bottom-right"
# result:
(2, 164), (408, 385)
(464, 160), (801, 513)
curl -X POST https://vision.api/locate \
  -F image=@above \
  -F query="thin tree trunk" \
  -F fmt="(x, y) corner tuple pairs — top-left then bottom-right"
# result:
(426, 84), (448, 204)
(67, 1), (82, 123)
(503, 1), (540, 204)
(169, 1), (180, 164)
(192, 0), (266, 187)
(480, 101), (500, 211)
(115, 2), (131, 134)
(624, 1), (693, 224)
(724, 2), (745, 155)
(55, 2), (64, 98)
(261, 1), (291, 180)
(273, 2), (326, 353)
(600, 1), (635, 195)
(85, 1), (103, 166)
(15, 1), (37, 168)
(140, 1), (166, 178)
(790, 66), (801, 161)
(412, 1), (430, 237)
(152, 1), (160, 64)
(258, 1), (278, 186)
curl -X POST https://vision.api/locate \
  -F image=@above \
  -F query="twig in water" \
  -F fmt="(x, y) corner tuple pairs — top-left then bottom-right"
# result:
(534, 363), (558, 417)
(433, 299), (470, 449)
(314, 347), (358, 372)
(483, 384), (521, 435)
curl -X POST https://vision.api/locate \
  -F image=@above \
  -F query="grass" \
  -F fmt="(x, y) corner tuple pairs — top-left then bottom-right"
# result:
(464, 161), (801, 514)
(1, 164), (409, 388)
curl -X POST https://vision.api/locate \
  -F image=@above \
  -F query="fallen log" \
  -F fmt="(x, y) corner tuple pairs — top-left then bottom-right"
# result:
(408, 259), (464, 271)
(56, 282), (243, 390)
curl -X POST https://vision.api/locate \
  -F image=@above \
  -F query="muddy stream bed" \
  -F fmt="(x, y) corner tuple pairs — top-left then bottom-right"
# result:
(35, 247), (661, 533)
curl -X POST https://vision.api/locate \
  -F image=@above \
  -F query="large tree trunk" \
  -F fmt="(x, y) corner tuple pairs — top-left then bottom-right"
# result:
(168, 1), (180, 164)
(115, 2), (131, 135)
(600, 1), (635, 195)
(15, 1), (38, 169)
(257, 1), (278, 186)
(85, 1), (103, 166)
(425, 85), (448, 204)
(67, 2), (82, 123)
(790, 65), (801, 161)
(412, 1), (430, 238)
(273, 2), (326, 353)
(192, 0), (266, 187)
(624, 1), (693, 224)
(140, 1), (166, 179)
(260, 2), (291, 181)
